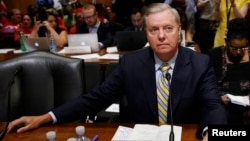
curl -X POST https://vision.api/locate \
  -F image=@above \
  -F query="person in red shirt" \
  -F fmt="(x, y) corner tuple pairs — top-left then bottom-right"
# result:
(0, 8), (22, 48)
(69, 12), (83, 34)
(13, 13), (34, 42)
(2, 8), (22, 32)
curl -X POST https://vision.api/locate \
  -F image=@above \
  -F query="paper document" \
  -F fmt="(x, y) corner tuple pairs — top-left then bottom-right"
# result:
(105, 103), (119, 113)
(129, 124), (182, 141)
(71, 53), (100, 60)
(111, 124), (182, 141)
(71, 53), (119, 60)
(99, 54), (119, 60)
(226, 94), (249, 107)
(111, 126), (133, 141)
(106, 46), (118, 53)
(13, 49), (24, 54)
(0, 49), (15, 54)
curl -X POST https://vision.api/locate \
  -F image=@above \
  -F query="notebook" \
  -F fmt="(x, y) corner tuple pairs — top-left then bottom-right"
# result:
(67, 33), (100, 53)
(23, 37), (50, 52)
(115, 31), (148, 51)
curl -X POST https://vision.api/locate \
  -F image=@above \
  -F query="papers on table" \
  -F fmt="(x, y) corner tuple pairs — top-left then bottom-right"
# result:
(13, 49), (24, 54)
(226, 94), (250, 107)
(70, 53), (119, 60)
(0, 49), (15, 54)
(58, 46), (92, 54)
(106, 46), (118, 53)
(111, 126), (133, 141)
(105, 103), (119, 113)
(111, 124), (182, 141)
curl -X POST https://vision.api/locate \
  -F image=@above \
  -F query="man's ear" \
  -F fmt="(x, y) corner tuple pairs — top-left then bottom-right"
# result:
(178, 27), (182, 36)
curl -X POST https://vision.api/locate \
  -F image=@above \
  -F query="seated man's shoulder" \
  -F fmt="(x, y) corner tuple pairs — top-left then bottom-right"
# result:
(124, 26), (134, 31)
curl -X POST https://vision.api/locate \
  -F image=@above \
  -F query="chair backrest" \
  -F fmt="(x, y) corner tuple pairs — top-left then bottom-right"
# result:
(84, 62), (101, 92)
(0, 51), (85, 121)
(115, 31), (148, 51)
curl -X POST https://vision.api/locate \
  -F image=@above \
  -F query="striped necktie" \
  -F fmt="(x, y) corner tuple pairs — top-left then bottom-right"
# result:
(157, 63), (171, 124)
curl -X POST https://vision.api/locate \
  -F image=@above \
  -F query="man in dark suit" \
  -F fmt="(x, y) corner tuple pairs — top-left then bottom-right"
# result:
(7, 3), (226, 140)
(124, 8), (144, 31)
(75, 4), (113, 48)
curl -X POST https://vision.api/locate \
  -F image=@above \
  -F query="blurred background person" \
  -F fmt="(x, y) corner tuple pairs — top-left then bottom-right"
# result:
(0, 8), (22, 48)
(68, 12), (82, 34)
(112, 0), (144, 28)
(1, 8), (22, 33)
(104, 6), (117, 23)
(170, 0), (193, 44)
(194, 0), (220, 54)
(63, 5), (75, 32)
(75, 3), (113, 48)
(29, 8), (67, 49)
(13, 13), (34, 42)
(124, 7), (144, 31)
(214, 0), (250, 47)
(0, 0), (7, 28)
(209, 18), (250, 124)
(94, 3), (109, 23)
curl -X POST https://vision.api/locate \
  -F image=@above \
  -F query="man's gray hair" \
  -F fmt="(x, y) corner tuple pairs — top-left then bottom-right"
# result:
(142, 3), (181, 27)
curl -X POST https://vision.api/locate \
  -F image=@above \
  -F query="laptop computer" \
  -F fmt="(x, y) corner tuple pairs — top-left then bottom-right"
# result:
(115, 31), (148, 51)
(67, 33), (100, 53)
(23, 37), (50, 52)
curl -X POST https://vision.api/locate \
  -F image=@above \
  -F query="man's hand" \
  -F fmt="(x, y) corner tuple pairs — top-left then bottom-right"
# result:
(221, 95), (230, 105)
(202, 132), (208, 141)
(7, 113), (52, 133)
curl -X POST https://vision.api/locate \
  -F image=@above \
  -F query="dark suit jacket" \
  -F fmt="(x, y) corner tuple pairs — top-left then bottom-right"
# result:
(124, 26), (144, 31)
(75, 22), (114, 48)
(52, 47), (227, 138)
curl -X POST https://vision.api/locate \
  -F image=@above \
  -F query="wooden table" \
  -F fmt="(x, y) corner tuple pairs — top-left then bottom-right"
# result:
(0, 48), (122, 65)
(1, 122), (200, 141)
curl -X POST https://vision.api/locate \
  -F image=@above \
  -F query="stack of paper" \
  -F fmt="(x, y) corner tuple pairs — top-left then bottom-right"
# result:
(106, 46), (118, 53)
(111, 124), (182, 141)
(0, 49), (15, 54)
(226, 94), (250, 107)
(71, 53), (119, 60)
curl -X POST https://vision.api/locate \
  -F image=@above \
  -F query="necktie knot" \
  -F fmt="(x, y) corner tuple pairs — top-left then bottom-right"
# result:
(160, 63), (170, 72)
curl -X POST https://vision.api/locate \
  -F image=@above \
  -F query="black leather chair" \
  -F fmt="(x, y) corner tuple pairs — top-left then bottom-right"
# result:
(0, 51), (85, 121)
(84, 62), (101, 92)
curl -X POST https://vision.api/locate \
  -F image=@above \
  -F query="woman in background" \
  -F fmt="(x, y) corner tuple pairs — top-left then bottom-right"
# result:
(29, 8), (67, 49)
(14, 13), (34, 42)
(214, 0), (250, 47)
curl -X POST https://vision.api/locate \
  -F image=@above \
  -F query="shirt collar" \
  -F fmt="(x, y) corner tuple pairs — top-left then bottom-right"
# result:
(89, 20), (100, 29)
(154, 49), (178, 72)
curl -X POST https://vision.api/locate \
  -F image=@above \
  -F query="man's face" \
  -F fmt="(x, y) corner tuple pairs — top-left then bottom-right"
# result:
(226, 38), (249, 64)
(12, 9), (22, 25)
(145, 9), (181, 60)
(131, 12), (143, 29)
(82, 8), (97, 27)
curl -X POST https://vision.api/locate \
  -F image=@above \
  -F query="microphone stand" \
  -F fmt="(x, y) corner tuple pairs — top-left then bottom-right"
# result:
(0, 67), (21, 140)
(166, 73), (174, 141)
(169, 93), (174, 141)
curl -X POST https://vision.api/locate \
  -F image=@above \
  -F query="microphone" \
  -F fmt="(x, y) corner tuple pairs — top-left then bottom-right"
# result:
(165, 73), (174, 141)
(0, 66), (22, 140)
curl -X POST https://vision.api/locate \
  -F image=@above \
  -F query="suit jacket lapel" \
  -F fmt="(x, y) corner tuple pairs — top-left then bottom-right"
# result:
(137, 47), (193, 121)
(171, 47), (191, 113)
(139, 48), (159, 120)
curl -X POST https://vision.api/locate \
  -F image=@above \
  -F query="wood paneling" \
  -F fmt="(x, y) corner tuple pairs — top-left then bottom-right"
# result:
(4, 0), (34, 13)
(4, 0), (112, 13)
